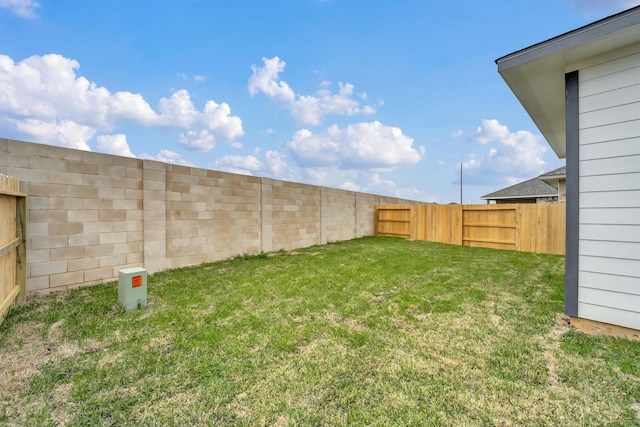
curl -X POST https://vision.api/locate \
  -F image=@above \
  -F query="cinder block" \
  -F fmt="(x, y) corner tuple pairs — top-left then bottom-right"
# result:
(82, 151), (113, 165)
(29, 235), (67, 250)
(50, 246), (84, 261)
(112, 156), (140, 168)
(98, 187), (125, 200)
(82, 174), (113, 187)
(67, 185), (98, 198)
(27, 275), (50, 291)
(30, 156), (67, 172)
(30, 260), (67, 277)
(84, 244), (115, 257)
(27, 248), (50, 263)
(82, 222), (113, 234)
(99, 232), (127, 244)
(67, 161), (99, 175)
(144, 179), (165, 191)
(49, 222), (83, 236)
(112, 221), (140, 232)
(126, 251), (144, 264)
(143, 168), (165, 181)
(126, 210), (143, 221)
(113, 177), (141, 190)
(68, 233), (100, 247)
(99, 253), (127, 268)
(49, 197), (84, 210)
(7, 167), (48, 182)
(84, 266), (115, 282)
(29, 182), (67, 197)
(98, 164), (126, 178)
(98, 210), (127, 222)
(50, 271), (84, 287)
(67, 210), (99, 222)
(9, 139), (49, 156)
(68, 257), (100, 272)
(142, 159), (166, 172)
(82, 198), (113, 209)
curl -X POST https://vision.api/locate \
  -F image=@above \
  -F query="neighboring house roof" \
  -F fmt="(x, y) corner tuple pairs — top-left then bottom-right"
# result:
(538, 166), (566, 186)
(481, 176), (558, 201)
(495, 6), (640, 158)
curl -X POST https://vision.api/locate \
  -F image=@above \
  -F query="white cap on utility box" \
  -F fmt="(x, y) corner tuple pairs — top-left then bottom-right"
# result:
(118, 267), (148, 312)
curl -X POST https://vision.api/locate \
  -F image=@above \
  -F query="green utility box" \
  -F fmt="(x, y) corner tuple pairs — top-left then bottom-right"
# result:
(118, 267), (147, 312)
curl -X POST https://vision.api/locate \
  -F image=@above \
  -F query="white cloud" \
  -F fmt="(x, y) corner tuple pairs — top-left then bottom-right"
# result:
(248, 56), (376, 125)
(7, 118), (93, 150)
(0, 53), (243, 151)
(463, 119), (549, 184)
(264, 150), (290, 178)
(211, 154), (263, 175)
(96, 134), (135, 158)
(247, 56), (295, 101)
(0, 0), (39, 18)
(340, 180), (360, 192)
(139, 149), (194, 166)
(286, 121), (422, 171)
(452, 129), (464, 138)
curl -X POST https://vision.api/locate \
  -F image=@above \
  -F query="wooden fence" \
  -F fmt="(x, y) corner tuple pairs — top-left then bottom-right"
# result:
(375, 203), (565, 255)
(0, 174), (27, 324)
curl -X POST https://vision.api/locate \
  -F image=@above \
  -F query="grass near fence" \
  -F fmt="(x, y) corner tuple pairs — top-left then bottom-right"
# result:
(1, 237), (638, 426)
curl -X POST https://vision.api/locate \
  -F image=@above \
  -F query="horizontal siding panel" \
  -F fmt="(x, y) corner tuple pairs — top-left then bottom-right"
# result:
(580, 224), (640, 242)
(579, 102), (639, 129)
(579, 51), (640, 84)
(580, 155), (640, 176)
(580, 190), (640, 208)
(580, 137), (640, 160)
(578, 302), (640, 330)
(580, 173), (640, 192)
(580, 120), (640, 145)
(580, 84), (640, 113)
(579, 207), (640, 225)
(580, 239), (640, 260)
(580, 287), (640, 312)
(579, 255), (640, 277)
(579, 271), (640, 294)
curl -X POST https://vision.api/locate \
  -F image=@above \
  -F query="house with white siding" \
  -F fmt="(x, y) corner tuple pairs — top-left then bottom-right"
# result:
(496, 6), (639, 332)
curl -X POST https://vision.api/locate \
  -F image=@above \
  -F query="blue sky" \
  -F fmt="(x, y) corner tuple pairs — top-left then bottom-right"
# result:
(1, 0), (638, 203)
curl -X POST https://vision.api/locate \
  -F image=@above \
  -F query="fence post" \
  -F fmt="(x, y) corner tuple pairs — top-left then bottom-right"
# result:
(515, 205), (521, 252)
(15, 195), (27, 304)
(410, 205), (418, 240)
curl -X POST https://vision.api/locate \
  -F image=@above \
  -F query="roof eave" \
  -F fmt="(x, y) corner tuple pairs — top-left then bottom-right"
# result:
(496, 7), (640, 159)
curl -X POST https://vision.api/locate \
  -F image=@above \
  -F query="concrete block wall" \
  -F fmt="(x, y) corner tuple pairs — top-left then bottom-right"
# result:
(270, 179), (321, 251)
(0, 139), (144, 292)
(0, 138), (419, 293)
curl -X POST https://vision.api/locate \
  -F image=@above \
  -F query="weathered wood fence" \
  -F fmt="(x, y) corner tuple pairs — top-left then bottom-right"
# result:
(0, 174), (27, 324)
(375, 203), (565, 255)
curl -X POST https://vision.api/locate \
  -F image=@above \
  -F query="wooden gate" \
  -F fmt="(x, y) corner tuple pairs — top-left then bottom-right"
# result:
(0, 174), (27, 324)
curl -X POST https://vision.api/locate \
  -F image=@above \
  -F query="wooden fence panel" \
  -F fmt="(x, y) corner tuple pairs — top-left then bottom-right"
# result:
(463, 205), (518, 251)
(424, 204), (462, 245)
(0, 174), (27, 324)
(374, 203), (565, 255)
(375, 205), (412, 238)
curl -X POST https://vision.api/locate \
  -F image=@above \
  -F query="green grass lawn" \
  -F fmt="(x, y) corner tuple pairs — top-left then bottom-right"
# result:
(1, 237), (638, 426)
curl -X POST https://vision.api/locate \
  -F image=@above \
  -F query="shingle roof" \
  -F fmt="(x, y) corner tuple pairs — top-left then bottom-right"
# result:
(481, 176), (557, 200)
(538, 166), (566, 180)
